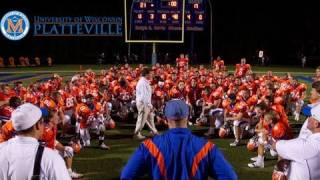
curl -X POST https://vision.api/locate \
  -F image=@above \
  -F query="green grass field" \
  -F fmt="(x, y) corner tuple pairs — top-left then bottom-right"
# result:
(71, 126), (280, 180)
(0, 65), (315, 180)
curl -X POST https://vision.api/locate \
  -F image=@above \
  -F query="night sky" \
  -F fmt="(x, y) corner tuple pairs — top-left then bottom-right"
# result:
(0, 1), (319, 65)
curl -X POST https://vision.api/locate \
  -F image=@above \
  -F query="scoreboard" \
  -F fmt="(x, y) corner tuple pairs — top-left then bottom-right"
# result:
(132, 0), (205, 31)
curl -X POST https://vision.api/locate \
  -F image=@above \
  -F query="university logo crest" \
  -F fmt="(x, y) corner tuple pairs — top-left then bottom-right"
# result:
(1, 11), (30, 40)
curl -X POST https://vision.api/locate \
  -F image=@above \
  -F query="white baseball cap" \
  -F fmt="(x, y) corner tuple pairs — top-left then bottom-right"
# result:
(12, 103), (42, 131)
(311, 105), (320, 122)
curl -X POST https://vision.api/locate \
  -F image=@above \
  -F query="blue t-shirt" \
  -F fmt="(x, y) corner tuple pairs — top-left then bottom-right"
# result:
(121, 128), (237, 180)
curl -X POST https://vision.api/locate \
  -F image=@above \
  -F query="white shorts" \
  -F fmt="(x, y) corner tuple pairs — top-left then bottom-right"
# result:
(233, 120), (249, 127)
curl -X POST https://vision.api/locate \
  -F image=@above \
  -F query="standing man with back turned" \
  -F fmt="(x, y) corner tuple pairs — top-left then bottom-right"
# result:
(122, 99), (237, 180)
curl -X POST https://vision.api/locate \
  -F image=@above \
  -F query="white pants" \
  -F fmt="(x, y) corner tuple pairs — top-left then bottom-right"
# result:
(80, 128), (91, 146)
(63, 109), (73, 124)
(134, 103), (157, 134)
(233, 119), (249, 127)
(75, 122), (80, 134)
(209, 108), (224, 128)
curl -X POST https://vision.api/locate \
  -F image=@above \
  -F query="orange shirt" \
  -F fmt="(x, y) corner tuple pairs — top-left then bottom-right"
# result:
(258, 117), (270, 133)
(235, 64), (251, 77)
(170, 86), (187, 100)
(153, 85), (168, 101)
(0, 120), (15, 143)
(186, 85), (201, 105)
(176, 58), (189, 68)
(212, 60), (225, 70)
(0, 105), (14, 121)
(0, 91), (15, 102)
(75, 103), (91, 129)
(201, 92), (212, 105)
(271, 121), (292, 140)
(114, 86), (133, 101)
(24, 92), (38, 104)
(271, 104), (289, 125)
(42, 124), (57, 149)
(231, 101), (249, 118)
(246, 95), (258, 107)
(40, 96), (57, 110)
(64, 95), (76, 110)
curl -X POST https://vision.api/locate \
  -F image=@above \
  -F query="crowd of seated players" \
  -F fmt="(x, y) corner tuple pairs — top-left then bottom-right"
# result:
(0, 55), (315, 179)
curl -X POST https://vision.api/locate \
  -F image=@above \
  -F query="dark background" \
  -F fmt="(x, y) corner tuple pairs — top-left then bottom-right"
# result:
(1, 1), (320, 66)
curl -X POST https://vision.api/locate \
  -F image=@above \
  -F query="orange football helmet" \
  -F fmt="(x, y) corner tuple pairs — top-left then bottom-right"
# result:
(272, 170), (286, 180)
(105, 119), (116, 129)
(219, 127), (231, 138)
(272, 122), (286, 140)
(246, 139), (257, 152)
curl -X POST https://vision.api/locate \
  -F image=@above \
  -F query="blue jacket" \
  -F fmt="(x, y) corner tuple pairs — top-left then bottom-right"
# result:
(121, 128), (237, 180)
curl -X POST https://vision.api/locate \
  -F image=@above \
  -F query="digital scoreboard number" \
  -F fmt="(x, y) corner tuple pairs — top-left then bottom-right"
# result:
(132, 0), (205, 31)
(160, 0), (179, 8)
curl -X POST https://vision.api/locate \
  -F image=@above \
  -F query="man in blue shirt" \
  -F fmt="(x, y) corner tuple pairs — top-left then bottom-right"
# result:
(121, 99), (237, 180)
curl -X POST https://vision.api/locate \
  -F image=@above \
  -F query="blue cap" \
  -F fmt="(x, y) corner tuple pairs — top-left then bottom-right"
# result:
(164, 99), (189, 120)
(40, 107), (49, 117)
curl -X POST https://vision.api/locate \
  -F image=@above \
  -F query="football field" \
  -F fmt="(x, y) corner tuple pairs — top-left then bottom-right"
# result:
(0, 65), (315, 180)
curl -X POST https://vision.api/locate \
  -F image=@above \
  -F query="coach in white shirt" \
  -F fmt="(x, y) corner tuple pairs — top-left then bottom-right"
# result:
(134, 68), (158, 139)
(273, 105), (320, 180)
(0, 103), (71, 180)
(299, 81), (320, 139)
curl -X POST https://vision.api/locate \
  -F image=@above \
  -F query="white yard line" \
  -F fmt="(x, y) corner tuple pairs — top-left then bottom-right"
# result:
(0, 70), (79, 74)
(0, 70), (315, 74)
(252, 71), (314, 75)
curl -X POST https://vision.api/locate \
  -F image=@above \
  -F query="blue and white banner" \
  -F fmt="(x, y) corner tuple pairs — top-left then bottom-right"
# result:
(33, 16), (122, 36)
(1, 11), (123, 40)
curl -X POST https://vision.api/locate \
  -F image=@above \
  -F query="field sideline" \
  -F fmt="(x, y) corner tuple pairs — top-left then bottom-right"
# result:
(0, 65), (315, 180)
(0, 64), (316, 73)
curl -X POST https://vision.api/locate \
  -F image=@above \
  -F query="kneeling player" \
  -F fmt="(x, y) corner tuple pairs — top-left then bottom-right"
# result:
(225, 101), (250, 147)
(248, 110), (291, 168)
(75, 94), (110, 149)
(41, 109), (84, 179)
